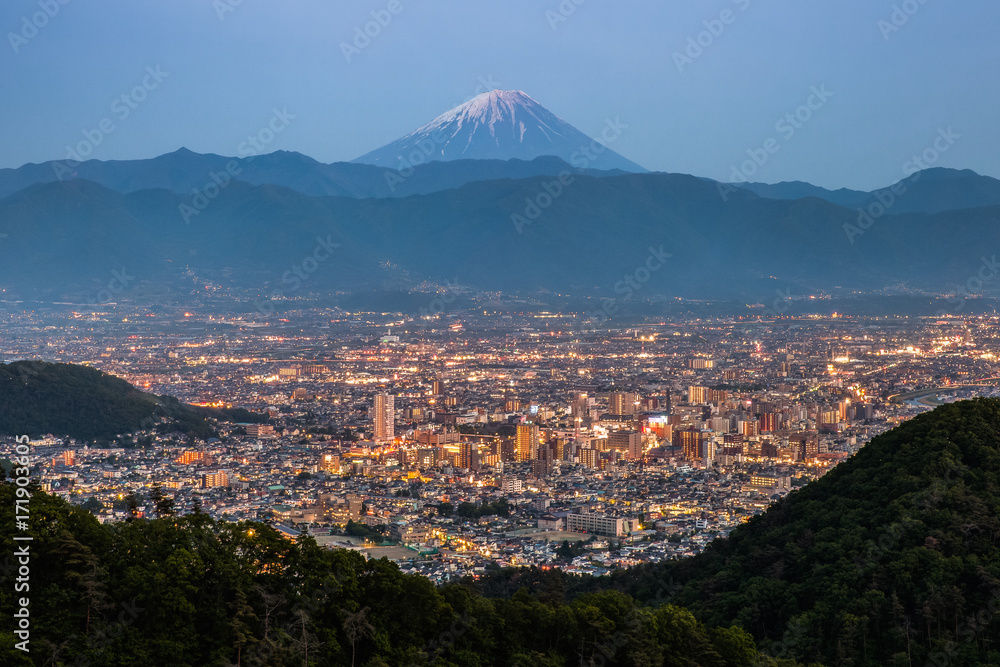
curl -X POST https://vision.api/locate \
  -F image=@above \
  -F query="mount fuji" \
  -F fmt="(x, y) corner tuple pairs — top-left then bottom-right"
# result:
(353, 89), (648, 172)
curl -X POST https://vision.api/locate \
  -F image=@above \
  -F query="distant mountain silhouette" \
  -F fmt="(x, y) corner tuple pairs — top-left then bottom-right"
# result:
(733, 180), (870, 208)
(0, 149), (621, 200)
(2, 170), (999, 304)
(733, 168), (1000, 214)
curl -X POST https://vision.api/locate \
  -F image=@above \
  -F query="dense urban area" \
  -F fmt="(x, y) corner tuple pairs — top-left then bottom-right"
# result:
(5, 294), (999, 584)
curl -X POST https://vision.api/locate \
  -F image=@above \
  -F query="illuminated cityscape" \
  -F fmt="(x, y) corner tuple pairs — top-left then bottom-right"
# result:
(5, 298), (998, 583)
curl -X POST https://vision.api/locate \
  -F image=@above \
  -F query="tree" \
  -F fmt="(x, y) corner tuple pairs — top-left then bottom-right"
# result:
(229, 588), (258, 666)
(125, 491), (139, 519)
(81, 497), (103, 514)
(52, 530), (112, 637)
(149, 484), (175, 517)
(343, 607), (374, 667)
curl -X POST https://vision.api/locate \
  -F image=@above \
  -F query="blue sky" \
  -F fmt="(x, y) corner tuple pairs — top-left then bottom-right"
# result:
(2, 0), (997, 190)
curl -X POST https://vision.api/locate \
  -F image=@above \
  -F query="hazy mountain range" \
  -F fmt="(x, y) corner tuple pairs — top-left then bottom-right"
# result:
(2, 89), (1000, 308)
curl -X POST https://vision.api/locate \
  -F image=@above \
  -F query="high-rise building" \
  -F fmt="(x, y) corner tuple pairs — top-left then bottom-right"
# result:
(201, 470), (229, 488)
(707, 388), (728, 404)
(819, 409), (840, 425)
(515, 422), (540, 462)
(459, 441), (479, 470)
(709, 416), (730, 433)
(374, 393), (395, 442)
(608, 430), (642, 459)
(674, 428), (711, 460)
(532, 445), (554, 477)
(609, 392), (639, 416)
(688, 386), (709, 404)
(346, 493), (362, 520)
(320, 452), (341, 473)
(415, 448), (437, 467)
(759, 412), (778, 433)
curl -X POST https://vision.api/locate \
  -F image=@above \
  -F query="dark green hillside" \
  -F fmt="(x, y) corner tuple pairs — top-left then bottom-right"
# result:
(592, 399), (1000, 665)
(0, 486), (762, 666)
(0, 361), (265, 440)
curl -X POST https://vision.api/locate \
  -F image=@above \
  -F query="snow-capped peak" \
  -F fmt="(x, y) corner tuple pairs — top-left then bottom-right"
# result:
(353, 89), (647, 172)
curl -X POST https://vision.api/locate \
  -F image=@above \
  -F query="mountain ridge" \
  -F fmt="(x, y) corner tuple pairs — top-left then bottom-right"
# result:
(0, 150), (624, 201)
(3, 170), (1000, 302)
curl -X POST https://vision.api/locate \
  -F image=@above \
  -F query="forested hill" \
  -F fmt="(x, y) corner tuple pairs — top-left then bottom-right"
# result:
(0, 485), (764, 666)
(557, 398), (1000, 666)
(0, 360), (265, 440)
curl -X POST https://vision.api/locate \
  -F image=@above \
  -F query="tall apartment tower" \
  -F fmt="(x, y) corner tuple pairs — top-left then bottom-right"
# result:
(609, 392), (639, 416)
(516, 422), (540, 462)
(688, 386), (709, 404)
(373, 393), (395, 442)
(459, 441), (480, 470)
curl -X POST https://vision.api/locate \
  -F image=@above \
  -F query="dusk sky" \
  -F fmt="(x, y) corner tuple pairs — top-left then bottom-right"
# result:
(2, 0), (997, 190)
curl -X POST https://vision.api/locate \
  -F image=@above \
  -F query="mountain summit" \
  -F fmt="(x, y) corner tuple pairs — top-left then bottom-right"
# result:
(353, 89), (647, 172)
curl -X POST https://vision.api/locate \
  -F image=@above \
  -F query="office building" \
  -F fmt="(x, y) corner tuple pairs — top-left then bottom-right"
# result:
(516, 422), (540, 462)
(374, 393), (395, 442)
